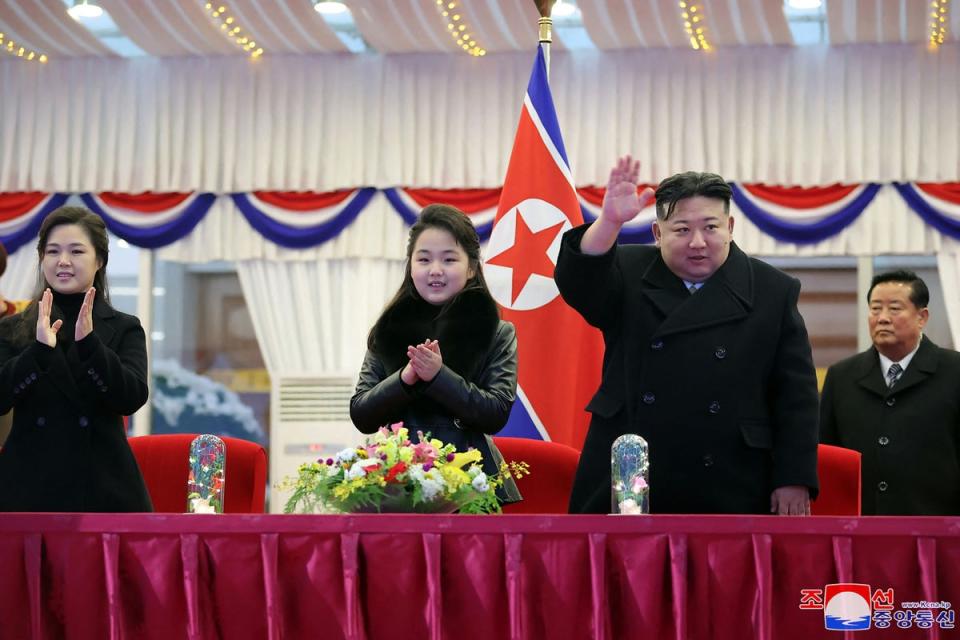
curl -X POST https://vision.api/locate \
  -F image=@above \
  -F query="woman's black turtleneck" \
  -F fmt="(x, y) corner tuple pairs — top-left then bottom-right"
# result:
(50, 290), (88, 351)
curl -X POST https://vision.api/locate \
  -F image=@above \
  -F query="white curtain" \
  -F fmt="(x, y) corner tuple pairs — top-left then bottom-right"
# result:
(1, 44), (957, 193)
(0, 246), (39, 302)
(236, 257), (404, 378)
(936, 251), (960, 349)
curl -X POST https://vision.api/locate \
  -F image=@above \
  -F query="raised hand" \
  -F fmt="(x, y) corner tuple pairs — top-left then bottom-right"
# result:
(407, 339), (442, 382)
(75, 287), (95, 341)
(601, 155), (655, 224)
(36, 288), (63, 347)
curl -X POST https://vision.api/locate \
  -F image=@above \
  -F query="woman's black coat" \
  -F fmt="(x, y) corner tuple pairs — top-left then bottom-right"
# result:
(0, 299), (152, 512)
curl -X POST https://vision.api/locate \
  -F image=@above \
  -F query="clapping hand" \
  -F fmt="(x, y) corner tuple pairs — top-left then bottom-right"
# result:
(601, 155), (655, 224)
(407, 339), (442, 382)
(36, 288), (63, 348)
(75, 287), (95, 342)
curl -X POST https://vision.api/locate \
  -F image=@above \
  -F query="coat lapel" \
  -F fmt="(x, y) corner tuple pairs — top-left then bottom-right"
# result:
(889, 336), (937, 395)
(643, 242), (753, 338)
(854, 350), (890, 397)
(53, 300), (117, 408)
(92, 299), (117, 346)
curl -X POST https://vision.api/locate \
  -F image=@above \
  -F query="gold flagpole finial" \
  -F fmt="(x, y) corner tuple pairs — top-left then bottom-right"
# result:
(538, 16), (553, 44)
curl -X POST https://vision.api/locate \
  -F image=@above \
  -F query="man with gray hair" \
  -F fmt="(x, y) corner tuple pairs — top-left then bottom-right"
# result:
(556, 156), (819, 515)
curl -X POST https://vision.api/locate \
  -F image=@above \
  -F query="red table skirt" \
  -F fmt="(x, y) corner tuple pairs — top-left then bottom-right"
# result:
(0, 514), (958, 640)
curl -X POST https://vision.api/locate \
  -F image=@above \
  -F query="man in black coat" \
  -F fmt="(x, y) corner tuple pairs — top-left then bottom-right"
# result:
(556, 156), (819, 515)
(820, 270), (960, 515)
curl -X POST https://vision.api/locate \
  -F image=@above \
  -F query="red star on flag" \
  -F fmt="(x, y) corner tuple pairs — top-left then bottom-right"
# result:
(486, 211), (564, 305)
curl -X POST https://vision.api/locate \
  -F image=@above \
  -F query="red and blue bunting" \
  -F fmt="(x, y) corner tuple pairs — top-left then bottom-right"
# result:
(894, 183), (960, 240)
(383, 188), (501, 241)
(0, 183), (958, 251)
(730, 183), (881, 244)
(231, 189), (376, 249)
(81, 192), (216, 249)
(0, 192), (70, 253)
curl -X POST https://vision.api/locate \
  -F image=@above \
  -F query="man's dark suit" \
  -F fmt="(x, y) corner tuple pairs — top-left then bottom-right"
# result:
(556, 225), (819, 514)
(820, 335), (960, 515)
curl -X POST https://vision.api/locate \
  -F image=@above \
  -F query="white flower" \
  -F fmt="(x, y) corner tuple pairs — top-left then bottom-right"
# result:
(471, 473), (490, 493)
(335, 447), (358, 463)
(357, 458), (380, 469)
(345, 464), (367, 480)
(467, 465), (482, 479)
(419, 477), (445, 501)
(408, 465), (426, 481)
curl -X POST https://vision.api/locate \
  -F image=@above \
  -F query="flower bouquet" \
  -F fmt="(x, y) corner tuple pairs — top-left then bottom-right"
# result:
(283, 424), (528, 514)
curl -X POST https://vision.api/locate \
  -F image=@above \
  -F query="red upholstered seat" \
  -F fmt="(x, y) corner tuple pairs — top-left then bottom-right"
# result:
(128, 434), (267, 514)
(811, 443), (861, 516)
(493, 437), (580, 514)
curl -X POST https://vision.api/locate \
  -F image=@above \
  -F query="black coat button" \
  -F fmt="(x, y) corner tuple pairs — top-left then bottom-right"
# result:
(36, 417), (45, 427)
(642, 392), (656, 405)
(29, 373), (37, 381)
(878, 481), (888, 492)
(88, 368), (95, 375)
(708, 401), (721, 414)
(18, 382), (25, 390)
(703, 455), (714, 467)
(886, 397), (896, 407)
(651, 340), (664, 351)
(714, 347), (727, 359)
(78, 416), (89, 428)
(878, 436), (889, 446)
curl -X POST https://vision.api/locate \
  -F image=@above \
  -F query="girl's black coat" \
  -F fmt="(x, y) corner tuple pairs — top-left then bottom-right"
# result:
(350, 289), (522, 502)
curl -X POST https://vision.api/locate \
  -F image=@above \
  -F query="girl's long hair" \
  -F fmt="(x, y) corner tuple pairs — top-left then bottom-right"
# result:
(367, 203), (495, 351)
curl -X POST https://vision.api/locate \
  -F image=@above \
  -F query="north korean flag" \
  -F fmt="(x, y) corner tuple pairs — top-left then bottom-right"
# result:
(484, 45), (603, 449)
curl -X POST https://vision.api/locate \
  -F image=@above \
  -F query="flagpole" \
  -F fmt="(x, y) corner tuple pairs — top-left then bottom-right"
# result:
(536, 1), (554, 77)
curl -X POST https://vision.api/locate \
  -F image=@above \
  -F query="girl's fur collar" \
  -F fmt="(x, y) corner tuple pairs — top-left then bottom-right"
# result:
(372, 288), (500, 381)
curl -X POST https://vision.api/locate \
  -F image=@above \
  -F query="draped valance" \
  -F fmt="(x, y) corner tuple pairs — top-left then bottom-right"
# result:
(1, 44), (957, 194)
(2, 183), (959, 261)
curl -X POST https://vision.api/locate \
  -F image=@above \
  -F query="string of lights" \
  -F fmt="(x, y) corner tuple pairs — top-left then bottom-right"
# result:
(678, 1), (711, 51)
(434, 0), (485, 57)
(930, 0), (950, 49)
(204, 3), (263, 59)
(0, 32), (48, 63)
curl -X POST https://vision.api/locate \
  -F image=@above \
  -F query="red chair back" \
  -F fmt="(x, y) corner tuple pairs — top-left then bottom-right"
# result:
(812, 443), (861, 516)
(493, 437), (580, 514)
(128, 434), (267, 513)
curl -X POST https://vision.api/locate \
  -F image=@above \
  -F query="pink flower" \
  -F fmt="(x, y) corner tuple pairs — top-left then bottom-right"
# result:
(413, 442), (438, 464)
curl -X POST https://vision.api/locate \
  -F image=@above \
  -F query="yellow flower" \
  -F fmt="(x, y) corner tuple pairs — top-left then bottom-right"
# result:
(356, 448), (368, 459)
(449, 449), (482, 469)
(440, 465), (471, 491)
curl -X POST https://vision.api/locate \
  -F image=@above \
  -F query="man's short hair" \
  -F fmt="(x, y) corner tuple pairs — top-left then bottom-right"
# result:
(867, 269), (929, 309)
(654, 171), (732, 221)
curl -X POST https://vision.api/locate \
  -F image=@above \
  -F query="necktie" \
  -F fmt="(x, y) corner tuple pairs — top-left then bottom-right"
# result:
(886, 363), (903, 388)
(688, 284), (699, 295)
